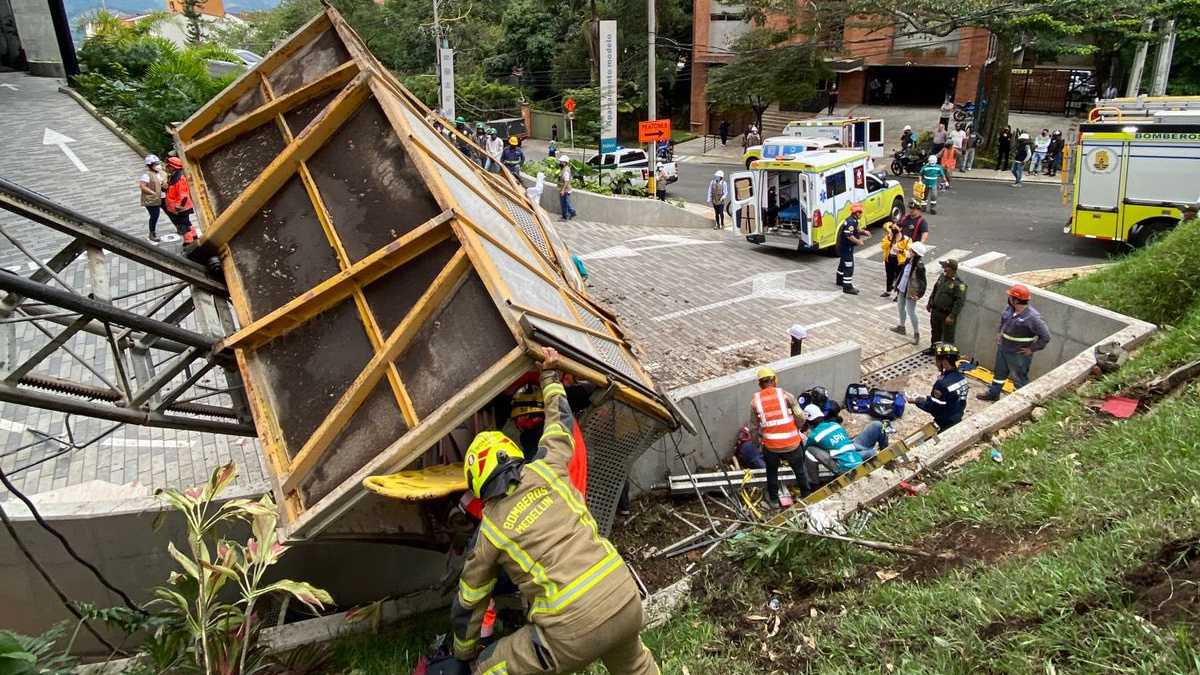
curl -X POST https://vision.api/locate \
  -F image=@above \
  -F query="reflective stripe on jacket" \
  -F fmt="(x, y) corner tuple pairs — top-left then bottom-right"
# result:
(451, 371), (634, 660)
(998, 304), (1051, 353)
(751, 386), (803, 450)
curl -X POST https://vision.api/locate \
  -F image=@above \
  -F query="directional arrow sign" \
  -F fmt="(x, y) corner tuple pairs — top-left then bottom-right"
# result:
(0, 83), (18, 91)
(579, 235), (721, 261)
(638, 119), (671, 143)
(43, 128), (88, 173)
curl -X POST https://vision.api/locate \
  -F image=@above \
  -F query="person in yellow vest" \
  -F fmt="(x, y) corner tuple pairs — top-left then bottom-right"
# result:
(452, 348), (659, 675)
(749, 366), (809, 507)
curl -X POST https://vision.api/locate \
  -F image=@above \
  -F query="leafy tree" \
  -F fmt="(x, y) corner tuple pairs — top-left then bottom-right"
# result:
(706, 28), (828, 132)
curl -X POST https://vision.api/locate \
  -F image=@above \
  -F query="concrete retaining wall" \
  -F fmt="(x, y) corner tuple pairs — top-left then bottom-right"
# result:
(521, 173), (711, 229)
(953, 266), (1131, 380)
(629, 341), (862, 495)
(0, 487), (445, 656)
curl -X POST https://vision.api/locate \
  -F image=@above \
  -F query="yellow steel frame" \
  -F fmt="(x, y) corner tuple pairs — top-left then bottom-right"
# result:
(176, 7), (675, 533)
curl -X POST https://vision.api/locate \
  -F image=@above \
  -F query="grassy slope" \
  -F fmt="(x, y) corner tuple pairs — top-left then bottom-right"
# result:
(329, 222), (1200, 673)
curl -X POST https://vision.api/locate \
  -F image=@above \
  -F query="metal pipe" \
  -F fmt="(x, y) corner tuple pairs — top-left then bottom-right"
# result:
(0, 272), (217, 350)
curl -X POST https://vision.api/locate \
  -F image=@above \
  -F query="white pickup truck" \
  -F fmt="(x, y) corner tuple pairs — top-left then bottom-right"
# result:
(586, 147), (678, 185)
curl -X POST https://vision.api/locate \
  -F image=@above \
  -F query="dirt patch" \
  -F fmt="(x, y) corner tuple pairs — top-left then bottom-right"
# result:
(611, 497), (713, 593)
(1122, 536), (1200, 626)
(904, 522), (1061, 580)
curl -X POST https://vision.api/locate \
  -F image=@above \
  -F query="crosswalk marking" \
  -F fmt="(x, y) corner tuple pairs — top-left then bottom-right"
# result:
(805, 318), (841, 330)
(932, 248), (972, 265)
(855, 243), (882, 259)
(716, 339), (759, 353)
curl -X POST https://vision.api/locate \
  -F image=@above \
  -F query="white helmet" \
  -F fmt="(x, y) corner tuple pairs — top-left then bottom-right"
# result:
(927, 155), (938, 164)
(803, 404), (824, 422)
(144, 154), (160, 166)
(1019, 133), (1031, 140)
(714, 170), (724, 179)
(903, 125), (912, 131)
(910, 241), (927, 257)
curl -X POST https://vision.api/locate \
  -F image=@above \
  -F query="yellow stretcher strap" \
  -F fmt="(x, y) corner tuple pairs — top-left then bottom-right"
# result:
(362, 463), (467, 501)
(957, 359), (1016, 394)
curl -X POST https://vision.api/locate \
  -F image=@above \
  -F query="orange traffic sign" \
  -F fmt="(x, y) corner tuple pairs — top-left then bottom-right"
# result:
(638, 119), (671, 143)
(564, 97), (576, 112)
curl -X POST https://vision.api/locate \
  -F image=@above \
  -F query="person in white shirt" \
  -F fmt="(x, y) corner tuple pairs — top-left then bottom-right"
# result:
(485, 128), (504, 173)
(138, 154), (166, 241)
(707, 170), (729, 229)
(1032, 129), (1051, 173)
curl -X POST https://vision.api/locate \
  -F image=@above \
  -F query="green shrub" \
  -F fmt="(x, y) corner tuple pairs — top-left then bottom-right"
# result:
(1057, 217), (1200, 325)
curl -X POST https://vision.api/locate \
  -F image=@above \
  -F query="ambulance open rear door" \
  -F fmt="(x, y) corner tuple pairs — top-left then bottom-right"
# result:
(730, 170), (758, 235)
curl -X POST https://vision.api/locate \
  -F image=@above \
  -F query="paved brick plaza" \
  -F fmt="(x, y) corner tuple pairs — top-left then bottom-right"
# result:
(0, 72), (266, 498)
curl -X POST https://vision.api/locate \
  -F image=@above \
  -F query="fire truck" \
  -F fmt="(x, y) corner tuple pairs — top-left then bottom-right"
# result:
(1065, 97), (1200, 246)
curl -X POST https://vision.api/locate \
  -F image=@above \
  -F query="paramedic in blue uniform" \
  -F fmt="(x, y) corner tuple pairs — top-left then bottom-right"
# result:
(835, 203), (869, 295)
(914, 342), (970, 430)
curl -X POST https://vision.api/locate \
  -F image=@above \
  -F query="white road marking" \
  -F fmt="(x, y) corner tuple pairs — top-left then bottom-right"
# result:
(874, 302), (895, 311)
(803, 318), (841, 330)
(43, 128), (89, 172)
(654, 273), (842, 321)
(716, 339), (759, 353)
(580, 238), (722, 261)
(855, 243), (882, 259)
(933, 248), (972, 265)
(99, 439), (192, 449)
(0, 83), (18, 91)
(0, 418), (27, 433)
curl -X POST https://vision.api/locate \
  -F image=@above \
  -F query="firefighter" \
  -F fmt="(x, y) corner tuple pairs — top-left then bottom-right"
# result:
(835, 202), (869, 295)
(914, 342), (969, 430)
(749, 366), (808, 505)
(452, 348), (659, 675)
(978, 284), (1051, 401)
(923, 258), (967, 355)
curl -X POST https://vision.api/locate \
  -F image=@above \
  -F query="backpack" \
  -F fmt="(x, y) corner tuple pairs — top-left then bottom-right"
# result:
(868, 389), (906, 420)
(844, 383), (873, 414)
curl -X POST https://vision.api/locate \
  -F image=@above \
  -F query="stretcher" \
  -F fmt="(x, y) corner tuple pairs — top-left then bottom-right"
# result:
(957, 359), (1016, 394)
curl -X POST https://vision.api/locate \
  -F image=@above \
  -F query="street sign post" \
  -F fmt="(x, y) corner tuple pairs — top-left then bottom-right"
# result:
(564, 97), (576, 113)
(638, 119), (671, 144)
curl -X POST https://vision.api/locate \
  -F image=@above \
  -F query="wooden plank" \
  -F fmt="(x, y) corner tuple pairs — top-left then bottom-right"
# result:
(197, 73), (372, 250)
(176, 12), (334, 142)
(280, 249), (472, 495)
(186, 62), (359, 159)
(217, 211), (454, 352)
(286, 346), (529, 539)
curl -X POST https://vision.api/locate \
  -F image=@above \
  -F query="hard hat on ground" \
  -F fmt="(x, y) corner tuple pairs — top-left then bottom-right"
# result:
(1008, 284), (1032, 301)
(927, 155), (938, 164)
(803, 404), (825, 422)
(909, 241), (927, 257)
(166, 157), (183, 170)
(756, 366), (776, 381)
(509, 136), (519, 146)
(144, 154), (160, 166)
(933, 342), (960, 359)
(849, 202), (864, 214)
(463, 431), (525, 498)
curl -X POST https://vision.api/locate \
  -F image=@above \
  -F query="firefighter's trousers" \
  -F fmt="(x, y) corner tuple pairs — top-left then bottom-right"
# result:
(472, 594), (658, 675)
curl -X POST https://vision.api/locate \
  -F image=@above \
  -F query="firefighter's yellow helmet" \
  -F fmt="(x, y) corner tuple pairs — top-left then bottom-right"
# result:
(463, 431), (525, 498)
(510, 384), (543, 419)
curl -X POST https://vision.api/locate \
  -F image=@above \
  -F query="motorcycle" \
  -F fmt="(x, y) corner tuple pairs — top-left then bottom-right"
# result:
(953, 100), (976, 122)
(890, 149), (925, 176)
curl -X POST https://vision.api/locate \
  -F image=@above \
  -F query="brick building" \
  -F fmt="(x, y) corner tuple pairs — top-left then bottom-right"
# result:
(689, 4), (998, 134)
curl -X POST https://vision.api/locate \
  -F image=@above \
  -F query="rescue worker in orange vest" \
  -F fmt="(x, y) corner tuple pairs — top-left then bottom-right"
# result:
(749, 366), (809, 507)
(453, 348), (659, 675)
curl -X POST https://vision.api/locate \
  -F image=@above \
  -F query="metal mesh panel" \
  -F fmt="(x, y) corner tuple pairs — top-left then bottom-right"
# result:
(573, 302), (645, 386)
(580, 399), (669, 535)
(499, 195), (552, 260)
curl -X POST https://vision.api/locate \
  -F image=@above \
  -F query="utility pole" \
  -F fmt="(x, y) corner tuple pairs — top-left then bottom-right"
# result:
(647, 0), (657, 198)
(1125, 19), (1153, 98)
(1150, 19), (1177, 96)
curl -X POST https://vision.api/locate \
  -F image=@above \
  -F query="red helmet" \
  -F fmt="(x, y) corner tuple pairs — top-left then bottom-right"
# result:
(166, 157), (184, 170)
(1007, 284), (1031, 301)
(849, 202), (864, 214)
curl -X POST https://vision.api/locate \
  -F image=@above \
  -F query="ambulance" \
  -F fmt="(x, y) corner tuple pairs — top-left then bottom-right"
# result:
(1065, 97), (1200, 247)
(729, 148), (906, 252)
(782, 117), (886, 159)
(741, 135), (842, 169)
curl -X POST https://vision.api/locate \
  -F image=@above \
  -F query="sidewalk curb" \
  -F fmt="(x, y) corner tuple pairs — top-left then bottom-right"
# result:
(58, 86), (151, 158)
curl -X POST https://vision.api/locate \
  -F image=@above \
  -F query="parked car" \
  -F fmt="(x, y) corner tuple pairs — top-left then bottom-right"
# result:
(585, 148), (678, 185)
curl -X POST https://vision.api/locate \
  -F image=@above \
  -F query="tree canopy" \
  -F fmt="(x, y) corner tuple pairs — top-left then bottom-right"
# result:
(706, 28), (829, 132)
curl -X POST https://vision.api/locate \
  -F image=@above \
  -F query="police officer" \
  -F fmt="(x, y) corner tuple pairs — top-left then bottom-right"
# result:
(835, 203), (869, 295)
(924, 258), (967, 355)
(914, 342), (969, 430)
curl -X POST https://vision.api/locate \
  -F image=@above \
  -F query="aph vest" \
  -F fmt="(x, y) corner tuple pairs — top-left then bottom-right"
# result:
(752, 386), (802, 450)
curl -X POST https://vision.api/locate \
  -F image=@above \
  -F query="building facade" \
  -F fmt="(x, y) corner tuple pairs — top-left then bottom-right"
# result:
(689, 3), (997, 134)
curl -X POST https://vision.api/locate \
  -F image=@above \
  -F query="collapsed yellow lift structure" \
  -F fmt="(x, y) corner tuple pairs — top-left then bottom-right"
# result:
(173, 6), (681, 542)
